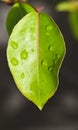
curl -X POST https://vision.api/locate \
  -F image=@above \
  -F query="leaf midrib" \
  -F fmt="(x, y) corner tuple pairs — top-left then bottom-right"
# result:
(36, 12), (41, 103)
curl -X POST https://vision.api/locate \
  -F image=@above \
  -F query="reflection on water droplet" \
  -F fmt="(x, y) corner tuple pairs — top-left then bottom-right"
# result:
(20, 73), (25, 79)
(48, 66), (53, 71)
(47, 25), (53, 31)
(48, 45), (54, 52)
(11, 41), (18, 49)
(11, 58), (18, 66)
(20, 49), (28, 60)
(41, 60), (47, 66)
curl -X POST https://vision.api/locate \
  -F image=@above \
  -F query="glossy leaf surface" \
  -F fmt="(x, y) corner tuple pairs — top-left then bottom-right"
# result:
(6, 2), (36, 35)
(69, 12), (78, 40)
(7, 11), (66, 110)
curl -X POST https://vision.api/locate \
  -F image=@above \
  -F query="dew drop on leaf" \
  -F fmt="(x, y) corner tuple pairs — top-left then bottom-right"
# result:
(56, 54), (60, 58)
(45, 32), (49, 36)
(41, 60), (47, 66)
(48, 45), (54, 52)
(46, 25), (53, 31)
(31, 48), (34, 52)
(11, 58), (19, 66)
(54, 60), (57, 64)
(11, 41), (18, 49)
(20, 49), (28, 60)
(20, 73), (25, 79)
(48, 66), (53, 71)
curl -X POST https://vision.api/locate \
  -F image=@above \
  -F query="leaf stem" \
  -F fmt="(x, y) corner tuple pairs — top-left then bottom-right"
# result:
(0, 0), (27, 5)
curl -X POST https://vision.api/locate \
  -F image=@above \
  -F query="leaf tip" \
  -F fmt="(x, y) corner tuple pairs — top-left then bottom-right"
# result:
(37, 105), (44, 111)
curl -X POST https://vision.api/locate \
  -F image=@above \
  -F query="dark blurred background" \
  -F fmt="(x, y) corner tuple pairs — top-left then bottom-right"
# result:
(0, 0), (78, 130)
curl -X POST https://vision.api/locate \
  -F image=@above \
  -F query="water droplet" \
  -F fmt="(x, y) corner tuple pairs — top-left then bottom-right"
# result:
(11, 58), (18, 66)
(31, 49), (34, 52)
(11, 41), (18, 49)
(20, 49), (28, 60)
(48, 45), (54, 52)
(54, 60), (57, 64)
(45, 32), (49, 36)
(48, 66), (53, 71)
(20, 73), (25, 79)
(46, 25), (53, 31)
(41, 60), (47, 66)
(56, 54), (60, 58)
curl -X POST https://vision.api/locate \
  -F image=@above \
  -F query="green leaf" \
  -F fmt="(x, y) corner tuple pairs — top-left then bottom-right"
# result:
(56, 1), (78, 12)
(69, 11), (78, 40)
(6, 2), (36, 35)
(7, 11), (66, 110)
